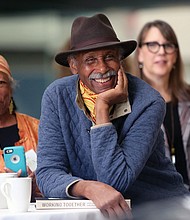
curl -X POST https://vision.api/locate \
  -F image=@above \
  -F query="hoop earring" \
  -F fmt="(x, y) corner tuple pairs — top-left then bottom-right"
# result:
(9, 98), (14, 115)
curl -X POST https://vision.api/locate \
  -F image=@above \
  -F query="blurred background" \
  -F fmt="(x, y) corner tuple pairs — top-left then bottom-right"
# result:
(0, 0), (190, 118)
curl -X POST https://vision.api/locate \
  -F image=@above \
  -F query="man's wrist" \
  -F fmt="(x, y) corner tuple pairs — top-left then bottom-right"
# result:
(95, 99), (110, 124)
(69, 180), (88, 198)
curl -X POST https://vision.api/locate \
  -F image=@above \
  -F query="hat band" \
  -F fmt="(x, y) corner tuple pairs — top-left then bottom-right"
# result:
(71, 36), (120, 50)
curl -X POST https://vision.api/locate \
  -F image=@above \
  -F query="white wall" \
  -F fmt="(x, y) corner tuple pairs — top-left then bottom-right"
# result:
(0, 5), (189, 77)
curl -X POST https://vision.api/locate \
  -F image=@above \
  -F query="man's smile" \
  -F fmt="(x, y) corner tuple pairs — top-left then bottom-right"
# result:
(94, 77), (113, 83)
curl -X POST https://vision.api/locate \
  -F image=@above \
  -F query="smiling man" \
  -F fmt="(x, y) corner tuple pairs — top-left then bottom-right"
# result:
(36, 14), (189, 219)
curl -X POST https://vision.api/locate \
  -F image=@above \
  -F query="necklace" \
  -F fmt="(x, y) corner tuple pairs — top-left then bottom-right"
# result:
(164, 102), (175, 163)
(170, 103), (175, 164)
(164, 102), (189, 185)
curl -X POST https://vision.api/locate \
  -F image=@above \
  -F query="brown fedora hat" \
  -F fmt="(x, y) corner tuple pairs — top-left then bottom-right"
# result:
(55, 13), (137, 67)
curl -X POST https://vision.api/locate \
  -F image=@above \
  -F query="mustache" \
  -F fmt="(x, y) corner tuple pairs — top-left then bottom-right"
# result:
(89, 70), (117, 80)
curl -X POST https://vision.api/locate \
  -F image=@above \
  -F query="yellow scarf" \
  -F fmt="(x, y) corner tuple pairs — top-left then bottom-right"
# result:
(80, 80), (98, 123)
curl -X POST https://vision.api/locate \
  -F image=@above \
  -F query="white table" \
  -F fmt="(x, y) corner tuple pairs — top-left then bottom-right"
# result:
(0, 203), (106, 220)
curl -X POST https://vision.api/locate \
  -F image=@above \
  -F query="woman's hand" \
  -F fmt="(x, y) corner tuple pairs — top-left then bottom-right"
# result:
(4, 166), (34, 178)
(4, 167), (20, 176)
(27, 166), (35, 178)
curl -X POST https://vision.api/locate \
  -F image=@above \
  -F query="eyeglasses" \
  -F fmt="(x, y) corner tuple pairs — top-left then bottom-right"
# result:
(140, 41), (177, 54)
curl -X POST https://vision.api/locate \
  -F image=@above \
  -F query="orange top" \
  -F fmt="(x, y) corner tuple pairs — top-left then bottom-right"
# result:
(0, 112), (39, 171)
(0, 112), (42, 200)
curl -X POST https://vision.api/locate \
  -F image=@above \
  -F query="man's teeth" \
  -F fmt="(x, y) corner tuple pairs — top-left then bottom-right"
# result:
(95, 77), (110, 83)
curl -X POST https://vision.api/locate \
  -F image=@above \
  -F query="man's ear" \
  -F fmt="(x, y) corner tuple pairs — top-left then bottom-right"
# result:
(68, 58), (78, 75)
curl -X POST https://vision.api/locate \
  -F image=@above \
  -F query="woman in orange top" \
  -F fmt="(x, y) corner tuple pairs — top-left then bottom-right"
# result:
(0, 54), (42, 201)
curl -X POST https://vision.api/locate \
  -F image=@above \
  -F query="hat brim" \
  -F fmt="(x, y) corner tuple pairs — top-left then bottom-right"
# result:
(55, 40), (137, 67)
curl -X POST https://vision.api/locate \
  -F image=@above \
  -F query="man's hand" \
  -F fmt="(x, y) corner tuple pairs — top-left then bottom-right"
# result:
(95, 69), (128, 124)
(70, 180), (131, 219)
